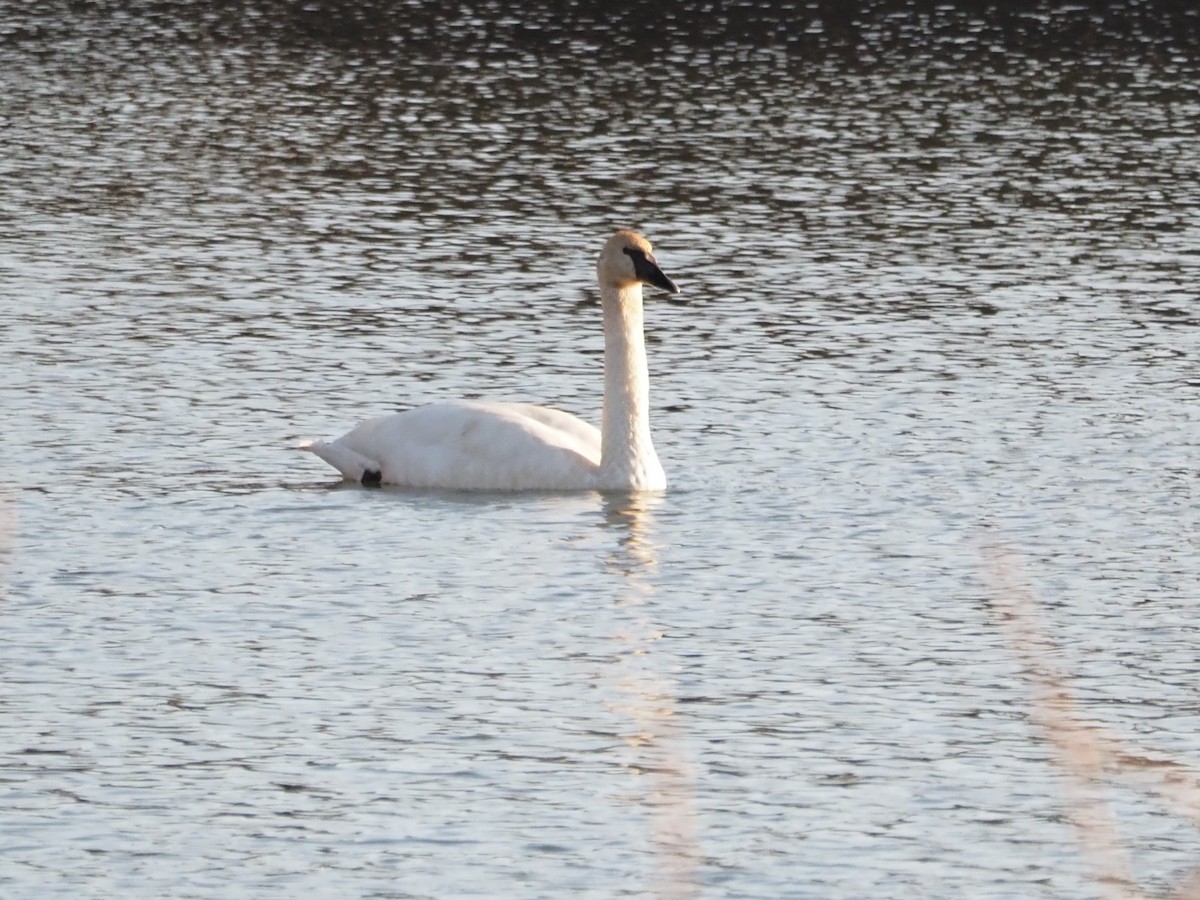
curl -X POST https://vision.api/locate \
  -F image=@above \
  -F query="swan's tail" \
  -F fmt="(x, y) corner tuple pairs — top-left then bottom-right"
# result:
(297, 439), (381, 483)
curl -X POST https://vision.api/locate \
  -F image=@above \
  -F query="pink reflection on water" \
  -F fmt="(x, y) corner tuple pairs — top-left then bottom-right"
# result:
(984, 543), (1200, 900)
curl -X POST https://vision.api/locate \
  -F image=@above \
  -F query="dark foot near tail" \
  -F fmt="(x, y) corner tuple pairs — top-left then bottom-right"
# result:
(362, 469), (382, 487)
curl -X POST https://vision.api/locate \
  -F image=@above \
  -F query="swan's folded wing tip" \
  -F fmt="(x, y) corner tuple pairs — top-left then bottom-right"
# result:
(299, 438), (381, 483)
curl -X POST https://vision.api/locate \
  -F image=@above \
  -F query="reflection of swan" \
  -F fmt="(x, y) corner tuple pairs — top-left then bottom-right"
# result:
(604, 491), (664, 578)
(602, 493), (698, 898)
(301, 231), (679, 491)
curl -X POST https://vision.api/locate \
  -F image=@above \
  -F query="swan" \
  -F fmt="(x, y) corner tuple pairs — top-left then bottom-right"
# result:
(300, 230), (680, 491)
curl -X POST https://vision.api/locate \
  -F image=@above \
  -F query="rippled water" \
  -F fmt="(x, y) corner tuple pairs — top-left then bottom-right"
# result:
(3, 2), (1199, 897)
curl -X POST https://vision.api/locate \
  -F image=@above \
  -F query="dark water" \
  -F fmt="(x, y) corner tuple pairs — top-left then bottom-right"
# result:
(2, 2), (1199, 897)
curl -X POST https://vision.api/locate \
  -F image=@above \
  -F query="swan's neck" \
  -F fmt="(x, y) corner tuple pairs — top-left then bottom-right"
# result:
(599, 283), (665, 490)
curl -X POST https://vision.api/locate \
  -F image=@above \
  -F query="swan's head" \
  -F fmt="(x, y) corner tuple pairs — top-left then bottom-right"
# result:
(597, 230), (680, 295)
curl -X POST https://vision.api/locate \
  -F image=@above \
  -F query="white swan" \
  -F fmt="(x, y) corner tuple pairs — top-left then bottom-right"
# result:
(300, 230), (680, 491)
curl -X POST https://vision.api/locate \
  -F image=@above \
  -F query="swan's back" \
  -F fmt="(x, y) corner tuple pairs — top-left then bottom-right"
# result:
(305, 401), (603, 491)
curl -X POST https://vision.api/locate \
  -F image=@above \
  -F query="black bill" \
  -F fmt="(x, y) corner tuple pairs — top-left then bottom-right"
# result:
(625, 246), (681, 294)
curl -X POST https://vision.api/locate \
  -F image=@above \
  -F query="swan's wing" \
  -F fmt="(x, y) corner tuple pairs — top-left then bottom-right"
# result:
(501, 403), (603, 447)
(307, 401), (602, 490)
(299, 438), (383, 483)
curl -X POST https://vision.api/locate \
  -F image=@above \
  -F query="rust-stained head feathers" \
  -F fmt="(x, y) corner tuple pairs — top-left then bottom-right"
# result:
(597, 230), (680, 294)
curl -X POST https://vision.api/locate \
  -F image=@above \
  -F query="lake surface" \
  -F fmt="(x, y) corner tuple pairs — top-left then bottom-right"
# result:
(2, 2), (1198, 897)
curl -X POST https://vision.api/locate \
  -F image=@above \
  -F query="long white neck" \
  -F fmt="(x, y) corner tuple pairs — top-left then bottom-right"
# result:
(599, 282), (665, 491)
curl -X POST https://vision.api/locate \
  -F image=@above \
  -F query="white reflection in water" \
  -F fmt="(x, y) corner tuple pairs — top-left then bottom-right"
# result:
(984, 544), (1200, 900)
(601, 492), (698, 898)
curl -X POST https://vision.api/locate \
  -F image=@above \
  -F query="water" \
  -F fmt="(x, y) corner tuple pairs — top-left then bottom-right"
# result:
(2, 2), (1199, 896)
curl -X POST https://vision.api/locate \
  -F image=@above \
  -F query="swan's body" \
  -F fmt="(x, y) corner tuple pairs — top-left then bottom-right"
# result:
(301, 230), (679, 491)
(306, 400), (605, 491)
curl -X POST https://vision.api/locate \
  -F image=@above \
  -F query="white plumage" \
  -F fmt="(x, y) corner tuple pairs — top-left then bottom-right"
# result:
(300, 230), (680, 491)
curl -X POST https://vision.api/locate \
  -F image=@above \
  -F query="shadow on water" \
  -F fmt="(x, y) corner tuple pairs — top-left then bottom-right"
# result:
(7, 1), (1199, 57)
